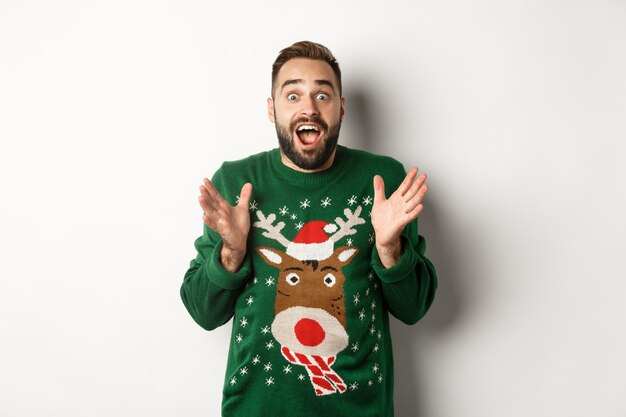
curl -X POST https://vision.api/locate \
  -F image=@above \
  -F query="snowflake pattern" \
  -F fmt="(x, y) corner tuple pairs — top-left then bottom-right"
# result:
(295, 222), (304, 230)
(265, 377), (275, 386)
(368, 233), (375, 243)
(347, 195), (357, 206)
(235, 334), (243, 343)
(349, 382), (359, 390)
(298, 374), (306, 381)
(359, 309), (366, 320)
(362, 195), (373, 206)
(265, 277), (275, 286)
(346, 238), (353, 246)
(279, 206), (289, 216)
(321, 197), (331, 207)
(300, 199), (310, 209)
(373, 344), (380, 353)
(253, 277), (259, 284)
(372, 363), (380, 373)
(240, 317), (248, 328)
(260, 326), (270, 335)
(353, 293), (361, 305)
(369, 325), (376, 335)
(264, 363), (273, 372)
(252, 355), (261, 365)
(230, 376), (237, 385)
(246, 296), (254, 306)
(283, 365), (292, 374)
(290, 213), (297, 220)
(351, 342), (359, 352)
(378, 375), (383, 383)
(249, 201), (258, 211)
(240, 367), (248, 375)
(368, 380), (374, 386)
(265, 340), (275, 350)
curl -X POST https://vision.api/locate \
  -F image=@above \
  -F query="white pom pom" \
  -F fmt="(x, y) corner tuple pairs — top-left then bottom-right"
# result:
(324, 223), (338, 234)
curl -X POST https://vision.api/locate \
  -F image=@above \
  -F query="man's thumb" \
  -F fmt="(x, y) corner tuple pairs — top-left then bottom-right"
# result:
(373, 175), (385, 202)
(238, 183), (253, 207)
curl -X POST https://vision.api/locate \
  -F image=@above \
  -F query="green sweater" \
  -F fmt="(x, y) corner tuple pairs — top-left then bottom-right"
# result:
(181, 145), (437, 417)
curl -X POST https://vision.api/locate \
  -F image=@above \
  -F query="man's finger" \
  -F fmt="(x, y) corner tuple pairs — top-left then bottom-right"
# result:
(405, 184), (428, 214)
(237, 183), (253, 208)
(397, 167), (419, 196)
(202, 178), (227, 205)
(373, 175), (386, 202)
(198, 188), (220, 213)
(403, 173), (427, 202)
(407, 204), (424, 220)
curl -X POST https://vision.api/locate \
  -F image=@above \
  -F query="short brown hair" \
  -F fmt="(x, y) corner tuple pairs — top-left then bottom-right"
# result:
(271, 41), (342, 97)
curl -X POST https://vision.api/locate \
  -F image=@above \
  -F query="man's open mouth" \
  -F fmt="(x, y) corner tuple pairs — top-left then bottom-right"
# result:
(295, 124), (322, 145)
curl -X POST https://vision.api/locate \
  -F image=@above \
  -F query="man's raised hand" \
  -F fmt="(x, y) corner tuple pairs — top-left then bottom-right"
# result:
(198, 179), (253, 272)
(371, 168), (428, 268)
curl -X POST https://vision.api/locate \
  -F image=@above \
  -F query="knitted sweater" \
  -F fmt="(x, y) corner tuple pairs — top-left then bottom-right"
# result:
(181, 145), (437, 417)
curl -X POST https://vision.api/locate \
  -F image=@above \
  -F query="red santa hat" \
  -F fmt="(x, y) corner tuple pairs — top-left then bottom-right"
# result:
(286, 220), (337, 261)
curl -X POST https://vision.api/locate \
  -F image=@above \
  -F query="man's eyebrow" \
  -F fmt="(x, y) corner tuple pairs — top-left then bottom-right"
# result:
(280, 79), (336, 92)
(315, 79), (336, 92)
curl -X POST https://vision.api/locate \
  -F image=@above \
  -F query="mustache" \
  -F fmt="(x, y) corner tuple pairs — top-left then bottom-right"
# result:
(289, 117), (328, 132)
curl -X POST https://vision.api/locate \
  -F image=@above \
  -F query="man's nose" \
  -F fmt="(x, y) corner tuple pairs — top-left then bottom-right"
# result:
(300, 95), (319, 117)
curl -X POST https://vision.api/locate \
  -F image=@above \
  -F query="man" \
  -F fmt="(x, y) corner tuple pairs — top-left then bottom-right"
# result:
(181, 41), (437, 417)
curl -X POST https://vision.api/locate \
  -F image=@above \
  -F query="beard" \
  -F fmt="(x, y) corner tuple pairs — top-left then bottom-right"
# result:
(276, 116), (341, 170)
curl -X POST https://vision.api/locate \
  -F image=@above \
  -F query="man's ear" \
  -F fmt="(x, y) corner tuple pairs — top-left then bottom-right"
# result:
(267, 97), (275, 123)
(340, 96), (346, 121)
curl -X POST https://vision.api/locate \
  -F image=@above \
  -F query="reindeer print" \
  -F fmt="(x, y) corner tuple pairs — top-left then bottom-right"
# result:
(253, 206), (366, 396)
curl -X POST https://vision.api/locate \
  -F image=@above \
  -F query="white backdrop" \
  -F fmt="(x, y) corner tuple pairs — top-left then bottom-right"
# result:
(1, 1), (625, 416)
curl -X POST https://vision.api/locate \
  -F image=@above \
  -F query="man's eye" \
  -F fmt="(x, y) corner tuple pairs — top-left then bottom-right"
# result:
(317, 93), (328, 100)
(287, 94), (298, 101)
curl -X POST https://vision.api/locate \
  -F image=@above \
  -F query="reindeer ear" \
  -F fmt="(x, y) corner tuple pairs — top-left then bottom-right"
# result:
(256, 246), (288, 266)
(332, 246), (360, 266)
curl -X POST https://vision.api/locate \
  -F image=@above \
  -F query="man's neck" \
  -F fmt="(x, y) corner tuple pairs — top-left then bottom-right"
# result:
(279, 148), (337, 173)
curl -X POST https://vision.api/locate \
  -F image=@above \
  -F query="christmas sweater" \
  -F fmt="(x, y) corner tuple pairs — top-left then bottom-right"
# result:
(181, 145), (437, 417)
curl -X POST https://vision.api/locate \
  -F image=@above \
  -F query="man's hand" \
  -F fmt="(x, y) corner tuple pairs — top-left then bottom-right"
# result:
(198, 179), (253, 272)
(371, 168), (428, 269)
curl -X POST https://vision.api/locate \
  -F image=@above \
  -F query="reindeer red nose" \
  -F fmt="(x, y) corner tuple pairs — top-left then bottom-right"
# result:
(294, 318), (326, 347)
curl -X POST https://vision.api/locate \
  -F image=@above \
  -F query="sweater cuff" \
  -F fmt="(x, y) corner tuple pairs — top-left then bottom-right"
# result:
(206, 240), (251, 290)
(371, 235), (418, 284)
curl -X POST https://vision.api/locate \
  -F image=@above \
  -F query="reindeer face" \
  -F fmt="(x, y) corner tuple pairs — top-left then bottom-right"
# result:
(256, 246), (358, 357)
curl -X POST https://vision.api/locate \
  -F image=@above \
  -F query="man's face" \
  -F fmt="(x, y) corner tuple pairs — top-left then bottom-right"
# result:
(268, 58), (345, 170)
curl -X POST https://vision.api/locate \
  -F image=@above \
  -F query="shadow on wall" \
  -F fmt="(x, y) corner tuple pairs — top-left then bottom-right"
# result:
(345, 85), (467, 417)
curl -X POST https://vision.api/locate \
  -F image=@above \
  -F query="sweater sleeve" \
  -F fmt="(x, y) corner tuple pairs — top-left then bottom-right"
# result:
(370, 218), (437, 325)
(180, 168), (252, 331)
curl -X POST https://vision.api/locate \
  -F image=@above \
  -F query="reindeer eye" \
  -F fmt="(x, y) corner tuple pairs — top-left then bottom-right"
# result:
(323, 273), (336, 287)
(286, 273), (300, 286)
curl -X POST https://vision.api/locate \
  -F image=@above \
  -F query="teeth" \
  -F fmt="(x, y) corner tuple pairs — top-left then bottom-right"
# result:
(297, 125), (319, 132)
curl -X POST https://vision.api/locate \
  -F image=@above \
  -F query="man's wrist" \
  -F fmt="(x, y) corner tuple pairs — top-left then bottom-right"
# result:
(220, 246), (246, 273)
(376, 238), (402, 269)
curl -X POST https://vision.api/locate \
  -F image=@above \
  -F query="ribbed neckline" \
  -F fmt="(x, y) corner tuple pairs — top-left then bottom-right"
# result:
(270, 145), (348, 186)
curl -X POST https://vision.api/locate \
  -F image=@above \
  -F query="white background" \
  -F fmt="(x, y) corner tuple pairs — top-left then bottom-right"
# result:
(1, 1), (625, 416)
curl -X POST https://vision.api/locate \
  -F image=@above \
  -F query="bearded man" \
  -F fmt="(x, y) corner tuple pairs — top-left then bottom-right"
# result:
(181, 40), (437, 417)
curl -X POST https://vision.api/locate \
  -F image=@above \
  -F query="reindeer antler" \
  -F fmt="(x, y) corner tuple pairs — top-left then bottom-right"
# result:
(253, 211), (292, 248)
(330, 205), (366, 243)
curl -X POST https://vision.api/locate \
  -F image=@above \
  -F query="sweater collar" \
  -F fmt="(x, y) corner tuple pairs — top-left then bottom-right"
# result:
(270, 145), (348, 186)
